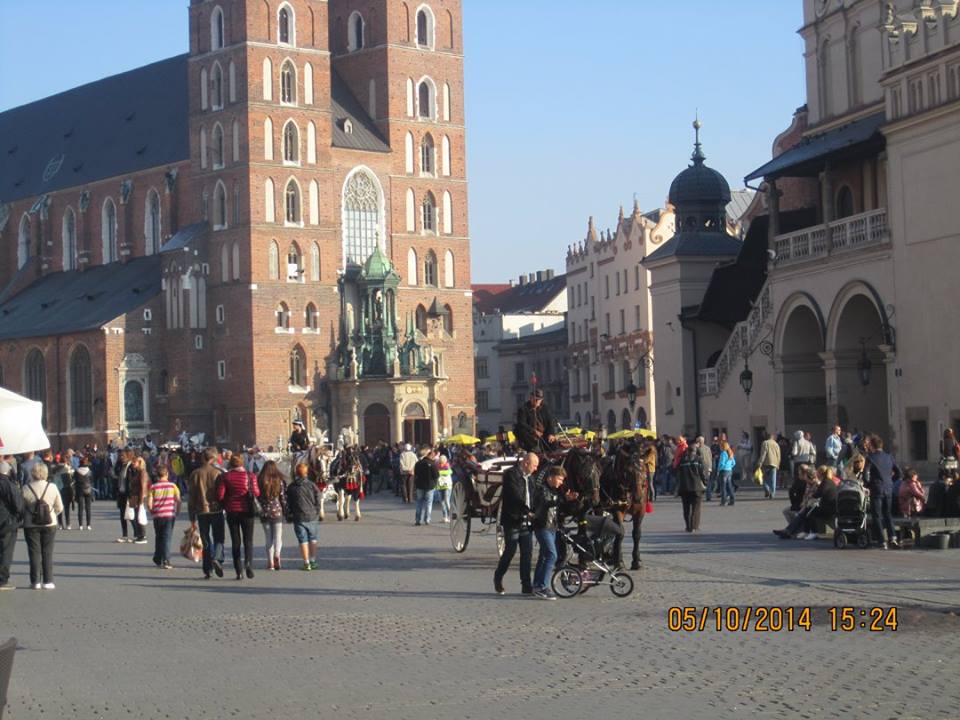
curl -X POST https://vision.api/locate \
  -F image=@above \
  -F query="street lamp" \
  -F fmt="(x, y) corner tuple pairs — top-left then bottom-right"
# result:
(739, 360), (754, 398)
(626, 382), (638, 409)
(857, 339), (872, 387)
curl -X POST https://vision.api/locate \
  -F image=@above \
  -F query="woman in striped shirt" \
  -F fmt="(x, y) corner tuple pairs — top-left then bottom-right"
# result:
(147, 465), (181, 569)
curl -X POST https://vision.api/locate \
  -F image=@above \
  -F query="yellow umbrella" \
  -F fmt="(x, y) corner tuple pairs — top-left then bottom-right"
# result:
(581, 431), (597, 441)
(635, 428), (657, 440)
(447, 434), (481, 445)
(482, 431), (515, 444)
(607, 429), (636, 440)
(561, 427), (584, 436)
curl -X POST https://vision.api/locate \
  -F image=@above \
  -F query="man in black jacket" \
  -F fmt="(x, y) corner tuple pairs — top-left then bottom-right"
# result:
(287, 464), (321, 571)
(864, 434), (901, 549)
(0, 460), (24, 590)
(494, 452), (539, 595)
(413, 447), (439, 526)
(514, 389), (558, 453)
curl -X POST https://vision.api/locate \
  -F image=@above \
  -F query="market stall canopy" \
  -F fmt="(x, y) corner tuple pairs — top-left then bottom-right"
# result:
(446, 434), (481, 446)
(0, 387), (49, 454)
(483, 431), (516, 444)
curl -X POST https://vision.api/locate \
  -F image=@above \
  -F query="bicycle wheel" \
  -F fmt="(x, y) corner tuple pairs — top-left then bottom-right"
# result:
(610, 572), (634, 598)
(551, 565), (583, 599)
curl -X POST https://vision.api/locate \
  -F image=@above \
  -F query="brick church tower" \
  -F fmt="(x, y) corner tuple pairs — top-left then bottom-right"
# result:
(181, 0), (474, 447)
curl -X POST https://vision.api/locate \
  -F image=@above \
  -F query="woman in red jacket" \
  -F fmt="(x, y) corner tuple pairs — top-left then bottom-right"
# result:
(217, 454), (260, 579)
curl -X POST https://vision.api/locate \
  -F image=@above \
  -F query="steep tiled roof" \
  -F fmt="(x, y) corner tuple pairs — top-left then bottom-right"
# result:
(331, 70), (390, 153)
(0, 256), (161, 341)
(472, 275), (567, 314)
(0, 55), (190, 204)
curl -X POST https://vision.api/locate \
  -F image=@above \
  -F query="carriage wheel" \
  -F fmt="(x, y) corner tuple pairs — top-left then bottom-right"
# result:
(450, 482), (471, 553)
(610, 572), (634, 598)
(833, 531), (847, 549)
(551, 566), (582, 599)
(495, 523), (505, 557)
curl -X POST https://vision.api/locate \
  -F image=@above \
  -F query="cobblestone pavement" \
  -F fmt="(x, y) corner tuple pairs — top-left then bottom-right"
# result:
(2, 489), (959, 720)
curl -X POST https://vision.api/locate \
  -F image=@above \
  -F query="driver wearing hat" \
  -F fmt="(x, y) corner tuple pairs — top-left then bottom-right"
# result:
(289, 420), (309, 453)
(514, 388), (558, 453)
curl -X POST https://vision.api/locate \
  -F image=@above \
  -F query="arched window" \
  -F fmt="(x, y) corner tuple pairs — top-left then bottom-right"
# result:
(423, 250), (437, 286)
(102, 198), (118, 263)
(310, 241), (320, 280)
(304, 62), (314, 104)
(441, 135), (451, 176)
(286, 242), (303, 282)
(836, 185), (854, 219)
(308, 179), (320, 224)
(211, 6), (225, 50)
(404, 132), (414, 173)
(290, 344), (307, 386)
(621, 408), (632, 431)
(232, 120), (240, 162)
(262, 58), (273, 101)
(417, 78), (436, 119)
(62, 208), (77, 270)
(228, 61), (237, 102)
(348, 11), (365, 51)
(269, 240), (280, 280)
(342, 168), (383, 264)
(17, 214), (30, 269)
(233, 182), (241, 225)
(213, 181), (228, 229)
(282, 120), (299, 163)
(305, 303), (319, 330)
(24, 349), (46, 425)
(443, 82), (450, 121)
(415, 304), (427, 333)
(285, 179), (301, 224)
(307, 121), (317, 163)
(68, 345), (93, 429)
(442, 304), (453, 334)
(622, 359), (632, 390)
(443, 249), (454, 287)
(416, 6), (435, 48)
(265, 178), (276, 222)
(124, 380), (145, 423)
(220, 244), (229, 282)
(422, 192), (437, 233)
(145, 190), (161, 255)
(281, 61), (296, 104)
(212, 123), (225, 168)
(405, 188), (416, 232)
(278, 4), (294, 45)
(407, 247), (418, 285)
(276, 302), (291, 329)
(420, 133), (435, 175)
(442, 190), (452, 234)
(211, 63), (224, 109)
(264, 117), (274, 160)
(232, 242), (240, 280)
(606, 409), (617, 434)
(201, 67), (209, 110)
(402, 3), (411, 42)
(447, 9), (454, 48)
(406, 78), (415, 117)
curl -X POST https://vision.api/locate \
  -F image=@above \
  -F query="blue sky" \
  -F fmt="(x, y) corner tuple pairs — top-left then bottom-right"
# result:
(0, 1), (805, 282)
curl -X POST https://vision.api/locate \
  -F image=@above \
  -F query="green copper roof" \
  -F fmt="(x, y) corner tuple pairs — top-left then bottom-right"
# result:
(362, 245), (394, 279)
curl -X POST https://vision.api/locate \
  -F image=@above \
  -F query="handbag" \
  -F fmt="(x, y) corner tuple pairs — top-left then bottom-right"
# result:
(246, 472), (262, 517)
(753, 467), (764, 486)
(124, 503), (136, 521)
(136, 503), (148, 526)
(179, 526), (203, 563)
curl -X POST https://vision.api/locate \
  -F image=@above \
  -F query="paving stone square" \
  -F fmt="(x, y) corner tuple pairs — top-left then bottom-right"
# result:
(2, 490), (959, 720)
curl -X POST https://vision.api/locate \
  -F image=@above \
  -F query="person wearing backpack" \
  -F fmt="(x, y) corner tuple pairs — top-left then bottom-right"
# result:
(73, 456), (94, 530)
(257, 460), (287, 571)
(0, 461), (24, 591)
(22, 462), (64, 589)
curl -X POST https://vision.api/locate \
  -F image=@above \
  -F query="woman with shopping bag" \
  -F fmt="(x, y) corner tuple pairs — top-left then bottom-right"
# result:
(125, 456), (150, 544)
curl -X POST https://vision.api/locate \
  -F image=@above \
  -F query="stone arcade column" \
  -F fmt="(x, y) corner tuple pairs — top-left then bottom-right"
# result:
(392, 396), (404, 445)
(819, 350), (839, 425)
(879, 344), (900, 456)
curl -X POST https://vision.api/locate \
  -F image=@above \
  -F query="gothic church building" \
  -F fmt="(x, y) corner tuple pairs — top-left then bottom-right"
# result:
(0, 0), (475, 450)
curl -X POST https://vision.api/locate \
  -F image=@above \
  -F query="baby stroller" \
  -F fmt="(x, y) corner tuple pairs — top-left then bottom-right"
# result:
(551, 521), (633, 598)
(834, 480), (870, 549)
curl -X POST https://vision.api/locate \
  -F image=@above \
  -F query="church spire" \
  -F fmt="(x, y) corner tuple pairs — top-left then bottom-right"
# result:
(691, 116), (705, 165)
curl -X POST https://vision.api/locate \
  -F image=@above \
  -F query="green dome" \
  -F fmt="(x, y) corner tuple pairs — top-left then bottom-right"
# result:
(362, 246), (394, 279)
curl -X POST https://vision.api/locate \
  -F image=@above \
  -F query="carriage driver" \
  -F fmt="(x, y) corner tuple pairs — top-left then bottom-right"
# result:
(289, 420), (309, 454)
(515, 389), (559, 454)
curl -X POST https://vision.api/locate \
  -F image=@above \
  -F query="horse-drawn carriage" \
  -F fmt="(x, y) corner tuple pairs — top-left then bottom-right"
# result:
(449, 455), (518, 554)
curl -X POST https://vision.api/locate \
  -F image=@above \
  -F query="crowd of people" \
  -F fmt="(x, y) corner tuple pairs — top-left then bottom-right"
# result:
(1, 400), (958, 593)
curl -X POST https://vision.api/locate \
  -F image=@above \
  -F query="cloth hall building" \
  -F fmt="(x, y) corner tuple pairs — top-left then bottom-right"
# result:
(0, 0), (475, 450)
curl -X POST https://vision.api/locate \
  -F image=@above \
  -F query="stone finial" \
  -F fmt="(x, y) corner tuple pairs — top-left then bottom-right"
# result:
(618, 205), (625, 224)
(633, 196), (641, 217)
(587, 216), (598, 244)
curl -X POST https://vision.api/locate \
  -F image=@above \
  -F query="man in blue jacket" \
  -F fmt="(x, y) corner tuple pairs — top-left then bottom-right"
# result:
(864, 434), (901, 549)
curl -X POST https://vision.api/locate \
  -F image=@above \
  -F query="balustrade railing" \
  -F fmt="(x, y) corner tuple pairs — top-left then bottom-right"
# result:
(774, 208), (888, 265)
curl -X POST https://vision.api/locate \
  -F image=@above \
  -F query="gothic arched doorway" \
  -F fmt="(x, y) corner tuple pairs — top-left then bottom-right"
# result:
(779, 304), (827, 440)
(403, 402), (430, 447)
(832, 293), (889, 441)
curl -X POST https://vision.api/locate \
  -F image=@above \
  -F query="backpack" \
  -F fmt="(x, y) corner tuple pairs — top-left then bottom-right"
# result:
(29, 482), (54, 526)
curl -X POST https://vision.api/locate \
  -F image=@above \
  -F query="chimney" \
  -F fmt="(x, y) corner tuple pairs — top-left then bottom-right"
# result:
(508, 278), (515, 287)
(545, 269), (555, 280)
(528, 273), (535, 284)
(518, 274), (526, 286)
(536, 271), (544, 283)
